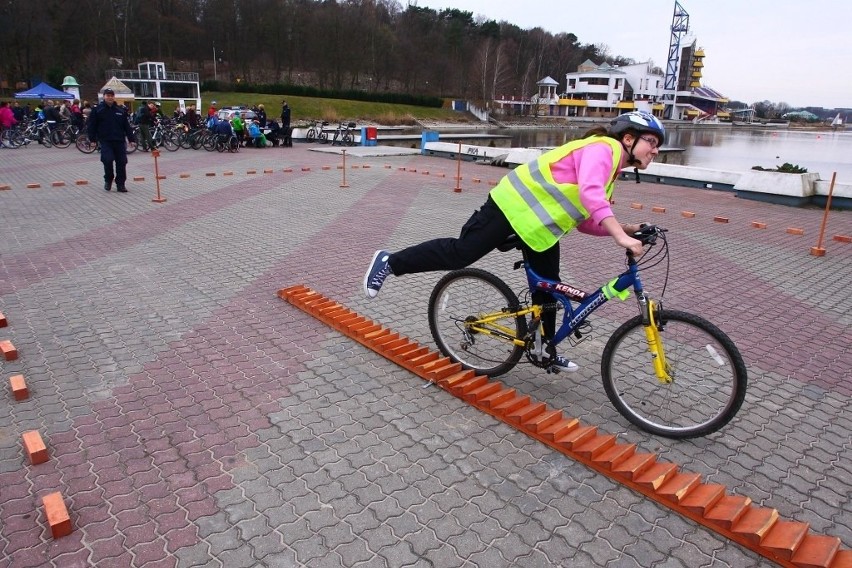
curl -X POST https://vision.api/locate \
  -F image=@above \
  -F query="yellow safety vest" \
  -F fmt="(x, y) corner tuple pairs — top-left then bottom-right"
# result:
(490, 136), (623, 252)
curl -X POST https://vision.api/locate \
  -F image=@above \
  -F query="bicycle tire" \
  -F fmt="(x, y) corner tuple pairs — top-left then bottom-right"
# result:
(40, 129), (53, 148)
(51, 127), (73, 148)
(428, 268), (527, 377)
(75, 133), (97, 154)
(343, 132), (354, 146)
(2, 129), (24, 148)
(306, 128), (316, 143)
(178, 131), (192, 149)
(162, 131), (180, 151)
(190, 133), (204, 150)
(601, 309), (747, 439)
(318, 131), (328, 144)
(202, 132), (217, 151)
(126, 139), (138, 154)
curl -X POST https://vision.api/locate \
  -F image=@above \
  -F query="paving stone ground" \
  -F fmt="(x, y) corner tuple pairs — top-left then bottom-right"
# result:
(0, 142), (849, 567)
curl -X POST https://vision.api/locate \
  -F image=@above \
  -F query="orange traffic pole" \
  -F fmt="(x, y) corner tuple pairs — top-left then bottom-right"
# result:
(340, 149), (350, 188)
(810, 171), (836, 256)
(454, 141), (462, 193)
(151, 150), (166, 203)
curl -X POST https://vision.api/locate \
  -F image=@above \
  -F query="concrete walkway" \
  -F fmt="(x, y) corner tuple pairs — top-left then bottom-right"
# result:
(0, 143), (849, 567)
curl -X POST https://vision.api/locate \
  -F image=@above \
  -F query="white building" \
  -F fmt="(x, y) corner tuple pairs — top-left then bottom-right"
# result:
(103, 61), (201, 110)
(560, 60), (666, 118)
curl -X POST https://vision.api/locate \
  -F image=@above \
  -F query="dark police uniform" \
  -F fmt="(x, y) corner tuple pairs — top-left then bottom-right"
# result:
(87, 97), (136, 191)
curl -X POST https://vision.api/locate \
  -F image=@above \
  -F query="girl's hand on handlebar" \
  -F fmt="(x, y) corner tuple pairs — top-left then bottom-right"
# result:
(616, 233), (644, 256)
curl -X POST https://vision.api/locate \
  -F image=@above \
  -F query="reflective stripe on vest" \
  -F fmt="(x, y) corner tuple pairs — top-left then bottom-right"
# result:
(490, 136), (623, 252)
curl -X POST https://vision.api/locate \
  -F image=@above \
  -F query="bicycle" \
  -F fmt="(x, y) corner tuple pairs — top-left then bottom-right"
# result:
(304, 120), (329, 144)
(75, 134), (138, 155)
(214, 133), (240, 153)
(143, 120), (180, 152)
(426, 225), (747, 439)
(1, 126), (26, 148)
(331, 121), (356, 146)
(50, 121), (80, 148)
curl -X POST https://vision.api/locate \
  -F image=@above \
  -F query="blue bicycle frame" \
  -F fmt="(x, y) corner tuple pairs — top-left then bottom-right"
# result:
(523, 257), (644, 347)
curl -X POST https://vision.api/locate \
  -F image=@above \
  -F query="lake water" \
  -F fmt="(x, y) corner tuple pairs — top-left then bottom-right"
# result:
(501, 127), (852, 181)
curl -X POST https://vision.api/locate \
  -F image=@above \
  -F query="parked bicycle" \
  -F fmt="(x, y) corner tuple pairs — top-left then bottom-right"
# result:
(178, 126), (213, 150)
(427, 225), (747, 439)
(331, 121), (357, 146)
(304, 120), (329, 144)
(215, 133), (240, 153)
(49, 121), (81, 148)
(75, 133), (138, 155)
(143, 120), (180, 152)
(1, 125), (28, 148)
(16, 120), (56, 148)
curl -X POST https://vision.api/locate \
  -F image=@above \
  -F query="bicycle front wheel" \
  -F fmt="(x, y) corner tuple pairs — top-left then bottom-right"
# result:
(162, 131), (180, 151)
(428, 268), (527, 377)
(2, 129), (24, 148)
(601, 310), (747, 439)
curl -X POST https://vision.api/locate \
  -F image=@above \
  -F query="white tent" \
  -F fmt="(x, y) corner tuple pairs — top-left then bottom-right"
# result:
(99, 77), (135, 101)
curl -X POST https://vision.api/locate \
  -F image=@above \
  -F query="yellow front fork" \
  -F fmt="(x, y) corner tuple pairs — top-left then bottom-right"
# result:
(643, 299), (673, 383)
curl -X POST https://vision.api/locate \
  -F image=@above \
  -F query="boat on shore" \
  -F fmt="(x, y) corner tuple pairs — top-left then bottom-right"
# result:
(732, 120), (789, 128)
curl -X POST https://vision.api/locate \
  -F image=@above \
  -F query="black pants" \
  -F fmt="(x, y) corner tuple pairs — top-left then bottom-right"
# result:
(389, 196), (561, 337)
(100, 140), (128, 185)
(138, 124), (154, 150)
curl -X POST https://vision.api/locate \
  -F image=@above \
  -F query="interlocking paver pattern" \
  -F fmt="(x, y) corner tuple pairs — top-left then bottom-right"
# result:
(0, 141), (849, 567)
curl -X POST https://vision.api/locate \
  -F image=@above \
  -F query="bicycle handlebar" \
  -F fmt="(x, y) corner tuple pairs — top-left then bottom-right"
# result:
(632, 224), (667, 245)
(625, 224), (668, 260)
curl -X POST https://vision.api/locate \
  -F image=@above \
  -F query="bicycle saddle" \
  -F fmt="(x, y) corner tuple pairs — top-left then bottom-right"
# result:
(497, 234), (522, 252)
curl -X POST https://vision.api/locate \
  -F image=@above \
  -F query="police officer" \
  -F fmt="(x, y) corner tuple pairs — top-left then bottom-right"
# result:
(87, 88), (136, 192)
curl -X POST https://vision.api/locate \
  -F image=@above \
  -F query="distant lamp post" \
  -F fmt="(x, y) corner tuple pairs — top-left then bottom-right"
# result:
(213, 43), (217, 81)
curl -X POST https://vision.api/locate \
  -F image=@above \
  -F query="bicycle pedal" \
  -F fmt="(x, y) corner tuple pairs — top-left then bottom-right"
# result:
(546, 366), (560, 375)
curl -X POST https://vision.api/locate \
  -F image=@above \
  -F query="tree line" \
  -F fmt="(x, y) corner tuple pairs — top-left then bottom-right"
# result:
(0, 0), (618, 104)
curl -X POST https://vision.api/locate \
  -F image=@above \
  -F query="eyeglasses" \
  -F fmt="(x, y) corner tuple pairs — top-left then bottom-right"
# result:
(639, 135), (660, 149)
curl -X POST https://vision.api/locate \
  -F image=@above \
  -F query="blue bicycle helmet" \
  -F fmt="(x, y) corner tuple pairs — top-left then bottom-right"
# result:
(609, 110), (666, 145)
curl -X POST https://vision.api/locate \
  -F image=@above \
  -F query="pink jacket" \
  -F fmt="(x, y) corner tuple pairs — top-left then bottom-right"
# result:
(550, 141), (626, 236)
(0, 106), (17, 129)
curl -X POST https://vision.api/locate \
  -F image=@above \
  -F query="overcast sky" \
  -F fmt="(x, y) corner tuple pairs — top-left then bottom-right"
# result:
(411, 0), (851, 109)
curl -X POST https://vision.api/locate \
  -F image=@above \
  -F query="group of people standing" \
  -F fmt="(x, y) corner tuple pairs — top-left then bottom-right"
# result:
(5, 93), (297, 194)
(201, 99), (293, 148)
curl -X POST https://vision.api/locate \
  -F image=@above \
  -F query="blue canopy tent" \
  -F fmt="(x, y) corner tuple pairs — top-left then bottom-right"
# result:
(14, 82), (74, 100)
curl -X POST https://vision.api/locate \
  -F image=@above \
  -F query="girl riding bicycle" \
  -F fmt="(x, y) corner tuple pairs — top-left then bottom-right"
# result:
(363, 111), (665, 372)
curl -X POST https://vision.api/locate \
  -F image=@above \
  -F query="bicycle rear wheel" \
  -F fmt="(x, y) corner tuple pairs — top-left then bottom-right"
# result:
(601, 310), (747, 439)
(51, 126), (73, 148)
(428, 268), (527, 377)
(75, 133), (97, 154)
